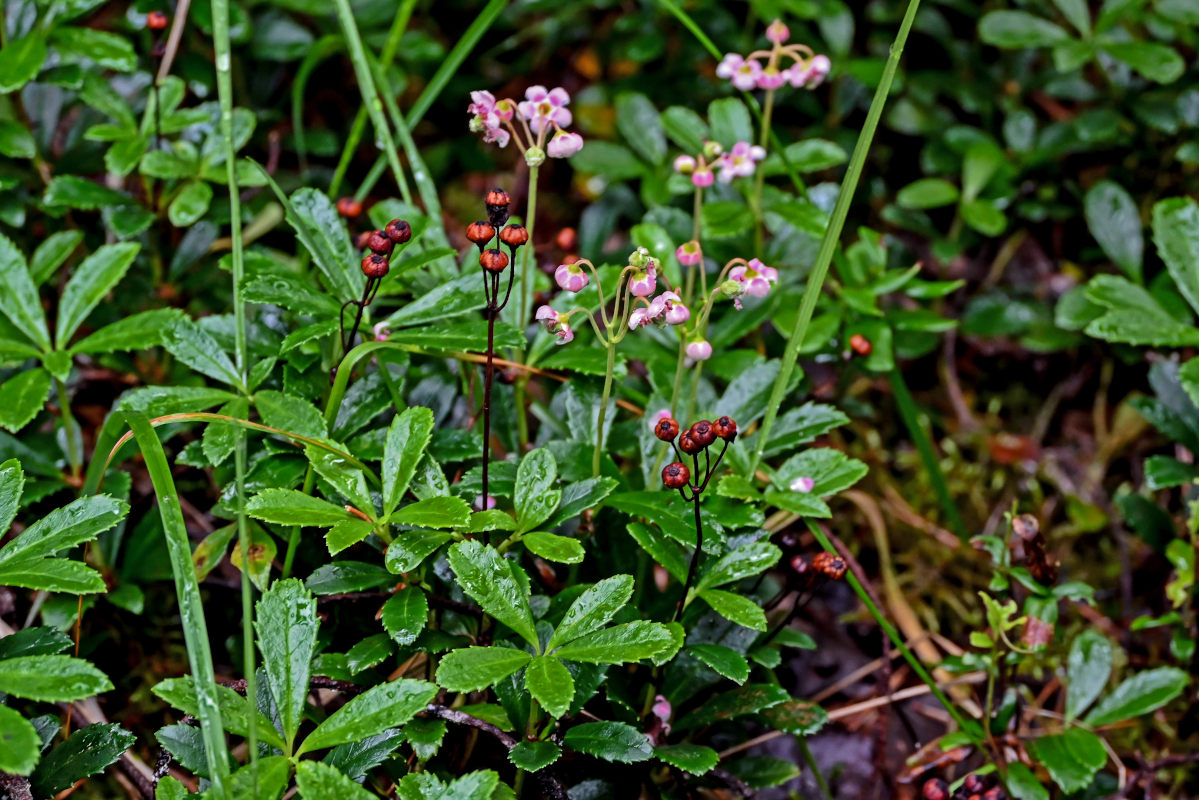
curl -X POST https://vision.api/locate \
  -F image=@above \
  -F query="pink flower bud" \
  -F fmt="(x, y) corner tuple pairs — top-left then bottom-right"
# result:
(756, 67), (786, 90)
(664, 300), (690, 326)
(685, 340), (712, 361)
(554, 323), (574, 344)
(676, 241), (702, 266)
(555, 262), (589, 292)
(547, 130), (584, 158)
(474, 494), (497, 510)
(629, 268), (657, 297)
(766, 19), (790, 44)
(790, 476), (815, 493)
(691, 168), (714, 188)
(372, 321), (390, 341)
(673, 155), (696, 174)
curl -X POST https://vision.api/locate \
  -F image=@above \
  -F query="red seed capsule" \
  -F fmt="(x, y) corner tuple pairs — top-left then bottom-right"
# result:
(982, 788), (1006, 800)
(849, 333), (872, 356)
(500, 224), (529, 249)
(654, 417), (680, 442)
(963, 775), (988, 794)
(556, 227), (577, 251)
(712, 415), (737, 442)
(486, 188), (510, 208)
(361, 254), (389, 278)
(480, 249), (509, 273)
(466, 221), (495, 249)
(662, 462), (690, 489)
(679, 433), (702, 455)
(688, 420), (716, 448)
(147, 10), (169, 30)
(385, 219), (412, 244)
(812, 551), (847, 581)
(336, 197), (362, 218)
(486, 188), (511, 226)
(366, 230), (392, 255)
(921, 779), (950, 800)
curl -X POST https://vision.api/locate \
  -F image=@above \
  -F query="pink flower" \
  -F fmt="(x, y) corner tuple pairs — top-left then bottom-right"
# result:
(730, 258), (779, 298)
(766, 19), (790, 44)
(536, 305), (575, 344)
(554, 323), (574, 344)
(652, 694), (672, 726)
(716, 54), (762, 91)
(756, 65), (787, 90)
(673, 155), (696, 174)
(518, 85), (572, 134)
(629, 306), (652, 330)
(547, 130), (584, 158)
(790, 476), (815, 493)
(629, 265), (657, 297)
(372, 321), (390, 341)
(468, 90), (515, 148)
(482, 125), (510, 148)
(555, 262), (589, 292)
(685, 339), (712, 362)
(676, 241), (702, 267)
(691, 168), (714, 188)
(656, 292), (690, 325)
(474, 494), (498, 510)
(649, 409), (672, 430)
(717, 142), (767, 183)
(787, 54), (832, 89)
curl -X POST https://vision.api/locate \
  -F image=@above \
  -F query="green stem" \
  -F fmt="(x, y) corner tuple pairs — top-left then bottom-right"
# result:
(748, 0), (923, 477)
(799, 736), (831, 800)
(751, 89), (776, 254)
(210, 0), (258, 786)
(53, 376), (82, 479)
(684, 186), (704, 306)
(805, 519), (983, 745)
(593, 340), (616, 477)
(887, 366), (968, 540)
(519, 164), (540, 336)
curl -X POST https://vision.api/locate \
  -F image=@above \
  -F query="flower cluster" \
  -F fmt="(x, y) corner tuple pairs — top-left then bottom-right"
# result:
(720, 257), (779, 309)
(715, 19), (831, 92)
(468, 86), (583, 164)
(673, 140), (766, 186)
(922, 773), (1006, 800)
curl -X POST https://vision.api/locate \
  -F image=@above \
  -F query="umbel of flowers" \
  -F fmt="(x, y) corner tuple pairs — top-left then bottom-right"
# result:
(715, 19), (831, 93)
(467, 85), (584, 166)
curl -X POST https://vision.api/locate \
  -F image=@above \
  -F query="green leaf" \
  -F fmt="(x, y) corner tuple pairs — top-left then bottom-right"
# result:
(896, 178), (959, 210)
(385, 529), (452, 573)
(1066, 629), (1112, 720)
(55, 242), (139, 346)
(545, 477), (618, 529)
(781, 139), (847, 172)
(29, 723), (135, 797)
(707, 98), (753, 147)
(509, 740), (561, 772)
(1152, 197), (1199, 318)
(960, 199), (1007, 236)
(774, 448), (868, 497)
(1052, 0), (1091, 35)
(562, 721), (653, 763)
(43, 175), (134, 210)
(761, 700), (828, 736)
(152, 676), (285, 749)
(547, 575), (634, 651)
(168, 180), (213, 227)
(307, 445), (373, 515)
(695, 541), (781, 593)
(514, 448), (560, 534)
(446, 540), (538, 648)
(0, 231), (51, 350)
(0, 368), (50, 433)
(702, 201), (755, 238)
(247, 488), (350, 526)
(255, 389), (325, 438)
(728, 755), (800, 787)
(525, 656), (574, 718)
(295, 761), (376, 800)
(675, 684), (790, 731)
(1144, 454), (1199, 489)
(0, 655), (112, 702)
(256, 578), (319, 745)
(1100, 41), (1185, 83)
(0, 458), (24, 532)
(162, 320), (244, 390)
(660, 106), (708, 153)
(521, 531), (584, 564)
(979, 11), (1072, 48)
(616, 92), (666, 166)
(298, 679), (437, 755)
(1006, 762), (1050, 800)
(655, 744), (719, 775)
(570, 140), (646, 181)
(49, 27), (136, 72)
(687, 643), (749, 684)
(0, 557), (107, 593)
(0, 705), (40, 775)
(699, 589), (768, 631)
(69, 308), (185, 355)
(0, 120), (35, 160)
(306, 561), (392, 595)
(0, 33), (47, 93)
(324, 519), (379, 556)
(1083, 666), (1189, 726)
(436, 647), (532, 692)
(553, 621), (680, 664)
(228, 756), (290, 800)
(1027, 728), (1106, 793)
(381, 586), (428, 647)
(626, 520), (689, 580)
(0, 493), (126, 566)
(391, 495), (471, 528)
(1084, 180), (1142, 281)
(30, 230), (83, 286)
(383, 406), (435, 516)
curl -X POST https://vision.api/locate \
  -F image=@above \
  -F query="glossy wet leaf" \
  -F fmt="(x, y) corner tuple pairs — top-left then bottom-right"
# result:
(699, 589), (768, 631)
(525, 655), (574, 718)
(70, 308), (186, 355)
(0, 655), (112, 702)
(256, 389), (325, 438)
(1027, 727), (1106, 793)
(0, 34), (47, 93)
(0, 493), (127, 566)
(0, 705), (39, 775)
(306, 561), (393, 594)
(553, 621), (680, 664)
(1066, 629), (1112, 720)
(514, 448), (560, 534)
(247, 488), (351, 526)
(295, 760), (376, 800)
(162, 319), (243, 390)
(385, 529), (453, 573)
(655, 744), (719, 775)
(391, 495), (471, 529)
(298, 679), (437, 754)
(29, 723), (135, 797)
(1083, 666), (1189, 726)
(152, 676), (285, 748)
(548, 574), (634, 650)
(0, 457), (23, 532)
(509, 740), (561, 772)
(436, 646), (532, 692)
(447, 540), (537, 647)
(675, 684), (791, 731)
(563, 721), (653, 763)
(687, 644), (749, 684)
(381, 586), (429, 646)
(521, 530), (584, 564)
(694, 541), (781, 593)
(307, 445), (373, 516)
(256, 578), (319, 745)
(383, 406), (435, 516)
(55, 242), (140, 347)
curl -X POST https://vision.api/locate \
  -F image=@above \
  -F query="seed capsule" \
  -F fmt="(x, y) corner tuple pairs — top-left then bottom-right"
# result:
(921, 779), (950, 800)
(466, 221), (496, 250)
(500, 224), (529, 249)
(336, 197), (362, 218)
(486, 188), (510, 226)
(981, 788), (1006, 800)
(361, 254), (389, 278)
(556, 227), (577, 250)
(688, 420), (716, 448)
(366, 230), (392, 255)
(354, 231), (373, 249)
(679, 433), (702, 455)
(962, 775), (988, 794)
(712, 415), (737, 442)
(147, 10), (169, 30)
(849, 333), (872, 356)
(812, 551), (847, 581)
(385, 219), (412, 244)
(662, 462), (690, 489)
(654, 417), (680, 442)
(480, 249), (509, 273)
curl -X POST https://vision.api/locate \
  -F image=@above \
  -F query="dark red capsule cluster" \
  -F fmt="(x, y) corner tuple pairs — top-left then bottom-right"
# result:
(467, 189), (526, 274)
(147, 10), (169, 30)
(357, 218), (413, 279)
(922, 774), (1006, 800)
(656, 415), (737, 497)
(775, 531), (848, 590)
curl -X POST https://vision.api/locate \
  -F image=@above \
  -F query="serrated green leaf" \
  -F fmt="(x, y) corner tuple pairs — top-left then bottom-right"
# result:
(384, 406), (435, 516)
(687, 644), (750, 684)
(247, 489), (350, 526)
(514, 448), (559, 533)
(162, 320), (243, 390)
(447, 540), (537, 648)
(699, 589), (768, 631)
(29, 723), (135, 797)
(553, 621), (679, 664)
(381, 586), (428, 646)
(525, 656), (574, 718)
(436, 647), (532, 692)
(0, 368), (49, 434)
(509, 740), (561, 772)
(69, 308), (185, 355)
(563, 721), (652, 763)
(0, 655), (112, 702)
(0, 705), (40, 775)
(695, 541), (781, 593)
(548, 574), (634, 651)
(298, 679), (436, 755)
(655, 744), (719, 775)
(256, 578), (319, 745)
(0, 232), (50, 351)
(295, 761), (376, 800)
(521, 531), (584, 564)
(391, 495), (471, 529)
